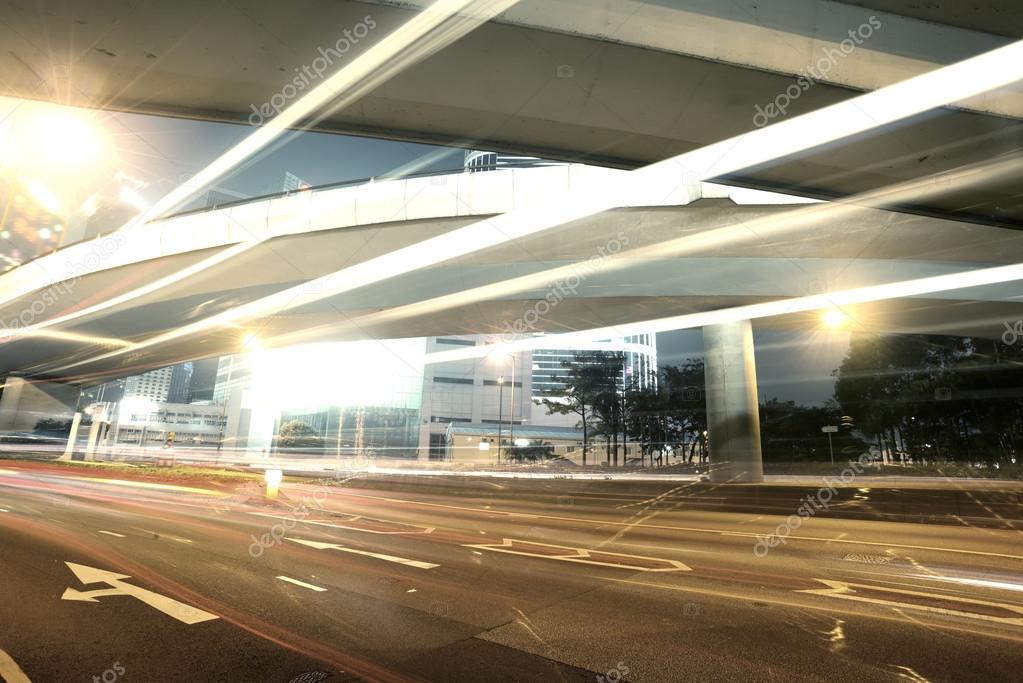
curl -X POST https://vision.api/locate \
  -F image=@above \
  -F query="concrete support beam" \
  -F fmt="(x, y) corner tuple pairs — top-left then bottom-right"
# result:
(0, 376), (80, 433)
(703, 321), (764, 483)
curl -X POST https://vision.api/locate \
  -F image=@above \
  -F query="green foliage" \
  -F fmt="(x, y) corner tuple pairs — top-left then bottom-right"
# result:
(506, 440), (554, 463)
(759, 398), (868, 462)
(276, 420), (324, 450)
(33, 418), (73, 434)
(834, 333), (1023, 463)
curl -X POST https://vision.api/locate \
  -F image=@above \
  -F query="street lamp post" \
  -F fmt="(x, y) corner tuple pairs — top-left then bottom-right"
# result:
(497, 376), (504, 464)
(508, 355), (516, 449)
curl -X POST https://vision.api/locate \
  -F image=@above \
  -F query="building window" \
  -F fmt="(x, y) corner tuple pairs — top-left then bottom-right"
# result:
(483, 379), (522, 387)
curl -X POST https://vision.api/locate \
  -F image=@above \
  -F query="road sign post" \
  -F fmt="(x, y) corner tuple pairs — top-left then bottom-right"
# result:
(821, 425), (838, 464)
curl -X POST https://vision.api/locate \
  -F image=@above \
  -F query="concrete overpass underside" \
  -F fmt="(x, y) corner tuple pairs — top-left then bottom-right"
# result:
(1, 187), (1021, 385)
(0, 0), (1020, 227)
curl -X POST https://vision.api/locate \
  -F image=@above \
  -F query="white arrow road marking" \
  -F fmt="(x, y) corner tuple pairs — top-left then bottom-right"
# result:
(287, 538), (439, 569)
(61, 562), (219, 625)
(464, 539), (691, 572)
(0, 647), (31, 683)
(798, 579), (1023, 626)
(97, 531), (126, 538)
(276, 576), (327, 592)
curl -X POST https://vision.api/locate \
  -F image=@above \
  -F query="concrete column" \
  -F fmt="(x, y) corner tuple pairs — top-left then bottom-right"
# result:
(60, 412), (83, 460)
(0, 376), (81, 433)
(84, 421), (103, 461)
(703, 320), (763, 483)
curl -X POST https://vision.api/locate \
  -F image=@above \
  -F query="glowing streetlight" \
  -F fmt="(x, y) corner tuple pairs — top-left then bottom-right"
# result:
(28, 110), (105, 166)
(264, 469), (283, 500)
(821, 307), (848, 329)
(241, 332), (261, 352)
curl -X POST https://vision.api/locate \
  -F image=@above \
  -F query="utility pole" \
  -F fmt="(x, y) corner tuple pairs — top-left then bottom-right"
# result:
(497, 376), (504, 465)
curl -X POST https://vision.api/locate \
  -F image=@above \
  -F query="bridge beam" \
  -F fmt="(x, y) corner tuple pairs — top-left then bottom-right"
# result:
(703, 320), (764, 483)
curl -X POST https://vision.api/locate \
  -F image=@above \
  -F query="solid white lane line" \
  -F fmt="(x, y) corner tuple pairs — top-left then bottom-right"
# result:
(0, 646), (32, 683)
(98, 530), (126, 538)
(275, 576), (327, 592)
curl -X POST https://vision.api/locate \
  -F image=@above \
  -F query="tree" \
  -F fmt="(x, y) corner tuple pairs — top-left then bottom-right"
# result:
(834, 331), (1023, 465)
(535, 392), (593, 466)
(506, 440), (554, 463)
(661, 359), (708, 464)
(276, 420), (323, 451)
(582, 351), (626, 465)
(34, 418), (75, 434)
(535, 351), (624, 465)
(759, 398), (868, 463)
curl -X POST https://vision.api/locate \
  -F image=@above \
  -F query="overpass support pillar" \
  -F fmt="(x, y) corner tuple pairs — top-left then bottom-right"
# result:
(703, 320), (763, 483)
(60, 412), (83, 460)
(0, 376), (81, 434)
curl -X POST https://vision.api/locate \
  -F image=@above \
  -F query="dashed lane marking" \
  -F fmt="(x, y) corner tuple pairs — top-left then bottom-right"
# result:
(276, 576), (327, 592)
(287, 537), (439, 569)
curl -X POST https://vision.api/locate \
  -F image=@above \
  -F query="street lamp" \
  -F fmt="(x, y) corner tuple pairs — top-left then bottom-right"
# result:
(497, 376), (504, 465)
(488, 352), (517, 459)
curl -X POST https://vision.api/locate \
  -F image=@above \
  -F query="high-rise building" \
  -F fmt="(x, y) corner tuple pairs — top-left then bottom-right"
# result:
(187, 358), (220, 403)
(531, 334), (658, 400)
(167, 362), (193, 404)
(122, 366), (173, 403)
(282, 171), (309, 192)
(462, 150), (564, 173)
(213, 355), (248, 406)
(417, 333), (657, 458)
(418, 335), (533, 460)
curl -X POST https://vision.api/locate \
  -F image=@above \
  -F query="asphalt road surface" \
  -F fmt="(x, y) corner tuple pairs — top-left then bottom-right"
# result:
(1, 464), (1022, 682)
